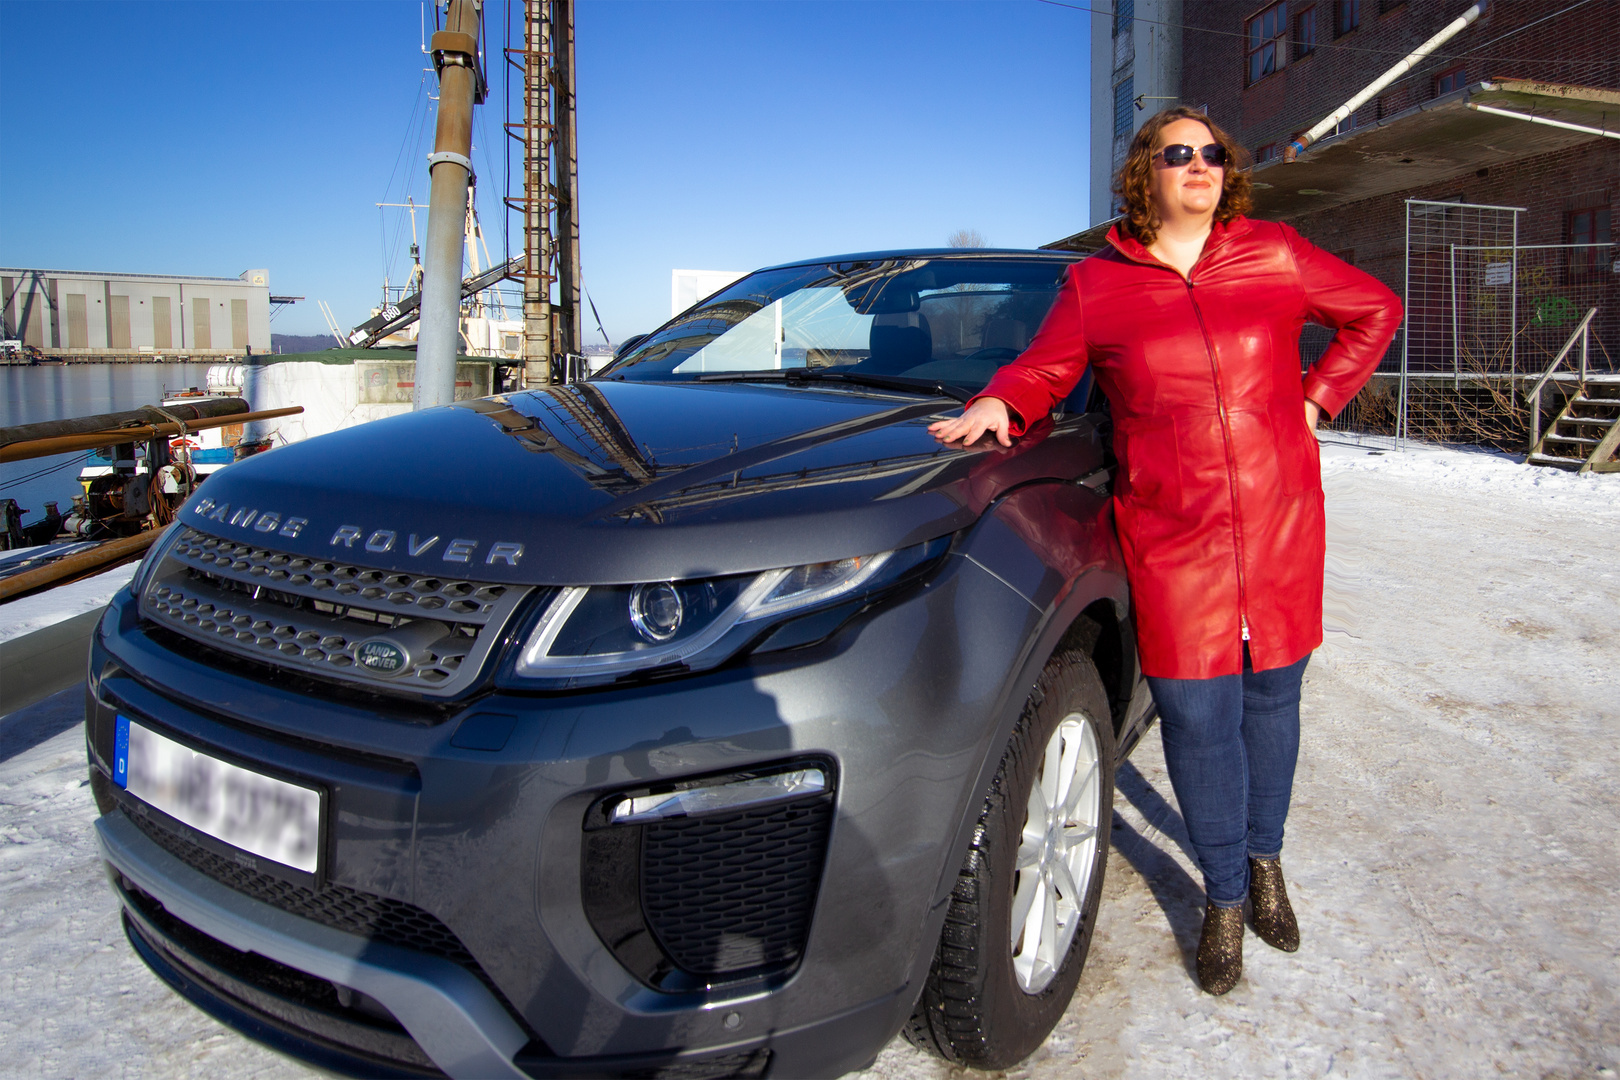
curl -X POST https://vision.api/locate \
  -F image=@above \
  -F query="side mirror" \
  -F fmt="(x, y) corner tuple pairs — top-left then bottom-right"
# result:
(613, 333), (649, 360)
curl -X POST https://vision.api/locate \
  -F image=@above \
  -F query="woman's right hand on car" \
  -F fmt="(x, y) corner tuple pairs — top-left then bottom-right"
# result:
(929, 396), (1014, 447)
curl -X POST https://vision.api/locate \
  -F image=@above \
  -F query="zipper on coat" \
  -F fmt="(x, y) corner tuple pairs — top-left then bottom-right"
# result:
(1183, 277), (1253, 654)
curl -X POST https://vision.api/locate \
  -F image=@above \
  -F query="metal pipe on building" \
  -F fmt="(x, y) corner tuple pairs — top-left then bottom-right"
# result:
(416, 0), (486, 410)
(1285, 3), (1482, 162)
(1466, 102), (1620, 139)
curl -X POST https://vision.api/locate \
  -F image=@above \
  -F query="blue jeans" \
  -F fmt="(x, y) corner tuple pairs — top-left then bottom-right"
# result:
(1146, 649), (1309, 907)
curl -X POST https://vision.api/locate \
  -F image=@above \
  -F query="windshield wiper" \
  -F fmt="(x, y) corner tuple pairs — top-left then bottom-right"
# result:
(694, 369), (972, 404)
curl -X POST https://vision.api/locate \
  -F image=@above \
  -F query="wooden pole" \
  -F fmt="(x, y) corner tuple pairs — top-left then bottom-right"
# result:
(0, 528), (163, 603)
(1, 397), (250, 448)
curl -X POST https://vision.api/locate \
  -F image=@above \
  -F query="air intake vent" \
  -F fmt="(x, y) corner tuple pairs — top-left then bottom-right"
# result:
(581, 761), (835, 990)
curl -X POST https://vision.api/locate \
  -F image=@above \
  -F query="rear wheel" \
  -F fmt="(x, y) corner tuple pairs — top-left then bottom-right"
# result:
(903, 649), (1115, 1069)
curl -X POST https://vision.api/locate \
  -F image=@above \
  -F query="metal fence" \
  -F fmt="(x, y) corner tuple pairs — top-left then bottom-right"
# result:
(1504, 243), (1618, 379)
(1297, 198), (1619, 446)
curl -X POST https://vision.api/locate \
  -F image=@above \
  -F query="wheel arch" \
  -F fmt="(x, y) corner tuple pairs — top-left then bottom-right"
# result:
(897, 481), (1145, 1024)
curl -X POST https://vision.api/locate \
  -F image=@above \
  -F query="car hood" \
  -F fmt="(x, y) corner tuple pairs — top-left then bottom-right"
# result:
(181, 380), (1096, 585)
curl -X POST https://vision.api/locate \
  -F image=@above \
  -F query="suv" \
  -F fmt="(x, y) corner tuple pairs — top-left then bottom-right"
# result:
(87, 250), (1156, 1078)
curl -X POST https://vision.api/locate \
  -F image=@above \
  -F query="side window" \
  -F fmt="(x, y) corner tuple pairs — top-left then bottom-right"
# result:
(1567, 205), (1612, 278)
(1335, 0), (1359, 36)
(1435, 65), (1467, 96)
(1294, 5), (1317, 58)
(1246, 2), (1288, 85)
(1063, 368), (1098, 416)
(1113, 0), (1133, 37)
(1113, 78), (1134, 140)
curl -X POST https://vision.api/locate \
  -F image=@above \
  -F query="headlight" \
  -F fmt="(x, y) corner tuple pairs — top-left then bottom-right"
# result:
(128, 523), (181, 597)
(510, 538), (946, 685)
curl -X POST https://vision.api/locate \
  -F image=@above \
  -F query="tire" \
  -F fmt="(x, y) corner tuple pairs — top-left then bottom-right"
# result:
(903, 648), (1116, 1069)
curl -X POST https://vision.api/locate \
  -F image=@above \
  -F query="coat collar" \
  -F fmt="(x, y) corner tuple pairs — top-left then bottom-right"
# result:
(1105, 215), (1254, 272)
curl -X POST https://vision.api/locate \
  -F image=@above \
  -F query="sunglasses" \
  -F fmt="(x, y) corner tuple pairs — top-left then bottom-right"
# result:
(1153, 143), (1228, 168)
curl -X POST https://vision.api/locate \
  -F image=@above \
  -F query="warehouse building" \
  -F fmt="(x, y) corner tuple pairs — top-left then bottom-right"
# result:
(0, 267), (274, 358)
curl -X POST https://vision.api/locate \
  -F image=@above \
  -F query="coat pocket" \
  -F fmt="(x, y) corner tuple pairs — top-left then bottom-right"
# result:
(1271, 403), (1321, 496)
(1117, 415), (1183, 511)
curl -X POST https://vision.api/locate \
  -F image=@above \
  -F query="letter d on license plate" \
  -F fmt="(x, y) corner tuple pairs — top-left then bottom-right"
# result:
(114, 714), (321, 874)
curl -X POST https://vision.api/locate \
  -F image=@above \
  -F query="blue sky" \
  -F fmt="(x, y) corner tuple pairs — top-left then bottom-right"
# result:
(0, 1), (1091, 342)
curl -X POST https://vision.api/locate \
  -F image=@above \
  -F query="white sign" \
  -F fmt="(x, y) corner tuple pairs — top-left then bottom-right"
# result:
(1484, 262), (1513, 286)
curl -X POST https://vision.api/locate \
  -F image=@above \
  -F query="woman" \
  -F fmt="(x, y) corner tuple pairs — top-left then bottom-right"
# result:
(929, 107), (1401, 995)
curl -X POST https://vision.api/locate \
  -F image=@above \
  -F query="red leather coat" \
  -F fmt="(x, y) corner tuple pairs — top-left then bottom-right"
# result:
(975, 217), (1401, 679)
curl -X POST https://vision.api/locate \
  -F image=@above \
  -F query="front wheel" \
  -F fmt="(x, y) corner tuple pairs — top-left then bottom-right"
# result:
(903, 648), (1115, 1069)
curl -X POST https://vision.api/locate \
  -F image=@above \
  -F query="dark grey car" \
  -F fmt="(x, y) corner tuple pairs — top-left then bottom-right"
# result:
(86, 250), (1155, 1077)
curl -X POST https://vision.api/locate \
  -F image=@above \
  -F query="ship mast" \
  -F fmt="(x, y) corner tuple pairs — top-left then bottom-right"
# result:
(508, 0), (580, 387)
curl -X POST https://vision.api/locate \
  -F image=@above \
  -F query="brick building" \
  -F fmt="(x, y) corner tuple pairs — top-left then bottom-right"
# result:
(1067, 0), (1619, 387)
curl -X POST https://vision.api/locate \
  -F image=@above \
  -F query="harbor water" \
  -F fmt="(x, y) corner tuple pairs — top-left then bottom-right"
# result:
(2, 364), (219, 534)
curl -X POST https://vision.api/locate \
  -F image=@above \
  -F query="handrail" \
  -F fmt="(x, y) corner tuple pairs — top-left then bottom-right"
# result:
(1524, 306), (1597, 454)
(1525, 306), (1597, 401)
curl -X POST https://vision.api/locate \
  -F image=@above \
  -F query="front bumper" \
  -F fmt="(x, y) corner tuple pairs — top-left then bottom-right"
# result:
(88, 550), (1046, 1077)
(101, 809), (529, 1077)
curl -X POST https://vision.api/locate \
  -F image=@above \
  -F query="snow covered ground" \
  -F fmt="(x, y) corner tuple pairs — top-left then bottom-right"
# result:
(2, 433), (1616, 1079)
(0, 562), (136, 646)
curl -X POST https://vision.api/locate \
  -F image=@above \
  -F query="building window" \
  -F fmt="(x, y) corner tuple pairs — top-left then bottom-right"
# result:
(1294, 5), (1317, 58)
(1568, 205), (1613, 277)
(1255, 143), (1280, 164)
(1113, 77), (1135, 139)
(1247, 2), (1289, 85)
(1336, 0), (1359, 36)
(1333, 249), (1356, 266)
(1435, 65), (1467, 95)
(1114, 0), (1133, 37)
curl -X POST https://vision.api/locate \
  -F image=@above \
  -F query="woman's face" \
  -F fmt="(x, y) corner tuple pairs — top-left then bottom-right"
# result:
(1148, 117), (1225, 224)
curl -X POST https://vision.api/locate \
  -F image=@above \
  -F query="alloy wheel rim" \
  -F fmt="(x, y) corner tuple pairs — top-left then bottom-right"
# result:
(1009, 715), (1102, 994)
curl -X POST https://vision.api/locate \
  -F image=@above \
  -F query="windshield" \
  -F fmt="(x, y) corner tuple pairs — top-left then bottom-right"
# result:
(599, 257), (1070, 393)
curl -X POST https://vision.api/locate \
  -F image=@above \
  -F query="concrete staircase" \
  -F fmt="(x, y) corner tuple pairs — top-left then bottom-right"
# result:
(1528, 377), (1620, 473)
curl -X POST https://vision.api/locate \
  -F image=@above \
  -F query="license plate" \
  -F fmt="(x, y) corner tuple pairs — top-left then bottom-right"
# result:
(113, 714), (321, 874)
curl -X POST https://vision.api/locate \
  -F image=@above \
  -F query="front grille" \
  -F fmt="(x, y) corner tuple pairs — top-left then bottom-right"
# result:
(140, 527), (535, 697)
(642, 796), (834, 975)
(125, 809), (524, 1027)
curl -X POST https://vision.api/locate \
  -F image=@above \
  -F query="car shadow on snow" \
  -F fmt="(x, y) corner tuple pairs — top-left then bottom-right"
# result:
(0, 684), (84, 764)
(1110, 760), (1205, 977)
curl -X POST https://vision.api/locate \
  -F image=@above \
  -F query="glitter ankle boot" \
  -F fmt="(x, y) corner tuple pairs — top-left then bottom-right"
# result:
(1196, 901), (1244, 995)
(1248, 856), (1300, 953)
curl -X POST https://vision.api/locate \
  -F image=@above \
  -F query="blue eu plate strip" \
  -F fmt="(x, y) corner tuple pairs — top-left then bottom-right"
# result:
(113, 714), (130, 787)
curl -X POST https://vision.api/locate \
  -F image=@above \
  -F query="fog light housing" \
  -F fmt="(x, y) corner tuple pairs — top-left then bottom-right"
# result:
(607, 765), (828, 825)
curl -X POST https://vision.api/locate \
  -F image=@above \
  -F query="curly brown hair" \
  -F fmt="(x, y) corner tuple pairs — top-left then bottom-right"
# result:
(1113, 107), (1252, 247)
